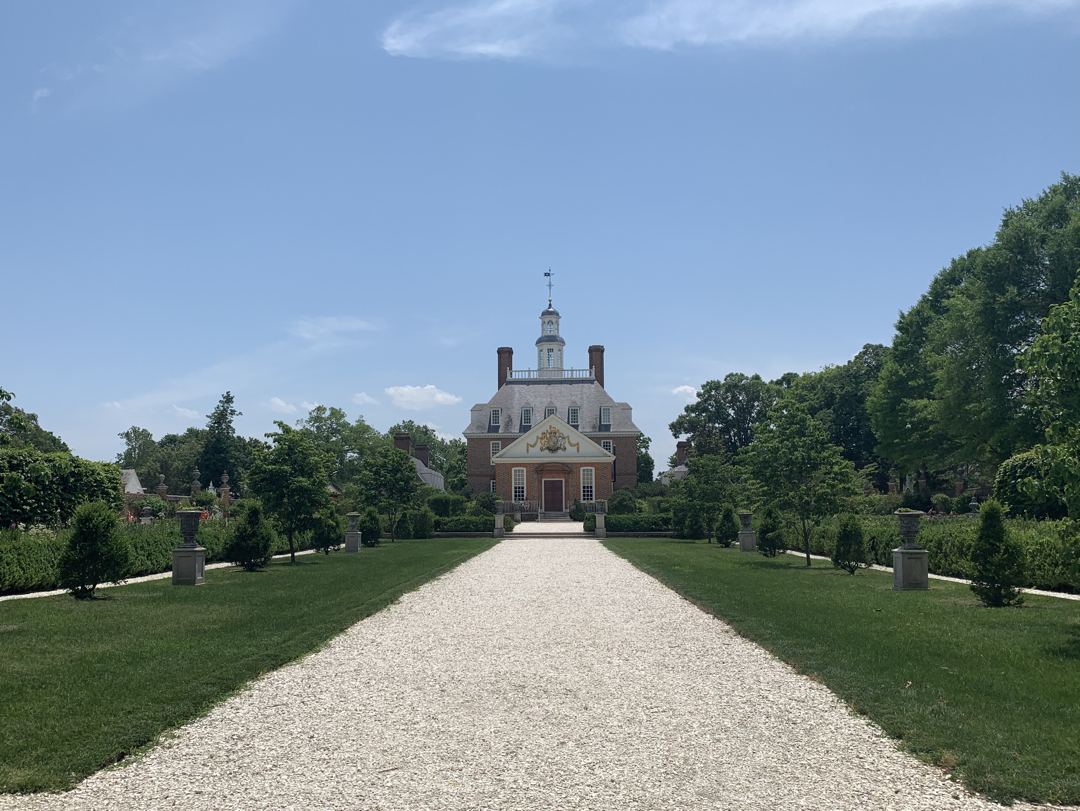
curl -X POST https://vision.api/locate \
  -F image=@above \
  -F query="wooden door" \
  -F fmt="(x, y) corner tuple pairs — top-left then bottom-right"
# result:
(543, 479), (564, 512)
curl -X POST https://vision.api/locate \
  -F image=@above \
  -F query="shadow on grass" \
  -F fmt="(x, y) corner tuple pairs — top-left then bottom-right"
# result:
(1049, 624), (1080, 660)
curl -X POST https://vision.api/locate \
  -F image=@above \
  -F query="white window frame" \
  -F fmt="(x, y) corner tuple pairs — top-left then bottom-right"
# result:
(601, 440), (613, 453)
(490, 479), (498, 492)
(490, 408), (501, 426)
(521, 407), (532, 427)
(490, 441), (501, 464)
(512, 467), (526, 502)
(545, 406), (556, 418)
(600, 406), (611, 425)
(568, 407), (579, 426)
(581, 467), (595, 503)
(547, 348), (555, 367)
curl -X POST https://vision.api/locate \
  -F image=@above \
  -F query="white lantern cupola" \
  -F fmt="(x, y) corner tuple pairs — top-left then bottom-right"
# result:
(535, 302), (565, 371)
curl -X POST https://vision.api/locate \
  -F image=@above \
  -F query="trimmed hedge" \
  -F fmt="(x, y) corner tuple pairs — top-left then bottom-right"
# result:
(584, 513), (673, 532)
(434, 516), (495, 532)
(0, 516), (292, 595)
(787, 514), (1076, 593)
(0, 449), (123, 526)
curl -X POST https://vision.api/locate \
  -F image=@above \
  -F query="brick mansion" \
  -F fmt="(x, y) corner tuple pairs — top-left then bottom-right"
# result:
(463, 298), (641, 515)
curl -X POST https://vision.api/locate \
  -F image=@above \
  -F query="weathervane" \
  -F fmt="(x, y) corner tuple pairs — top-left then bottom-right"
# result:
(544, 269), (554, 305)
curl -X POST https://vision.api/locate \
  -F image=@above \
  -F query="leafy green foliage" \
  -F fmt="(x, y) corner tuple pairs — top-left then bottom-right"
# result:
(198, 392), (249, 488)
(994, 450), (1067, 519)
(387, 420), (452, 471)
(427, 493), (468, 518)
(831, 513), (867, 574)
(58, 502), (130, 599)
(393, 511), (413, 540)
(358, 507), (383, 546)
(224, 501), (275, 570)
(636, 434), (655, 484)
(433, 515), (495, 532)
(310, 509), (344, 555)
(469, 490), (498, 516)
(443, 439), (469, 494)
(607, 488), (638, 515)
(248, 422), (333, 563)
(970, 500), (1026, 607)
(716, 505), (740, 548)
(756, 506), (786, 557)
(354, 446), (419, 541)
(670, 372), (777, 457)
(746, 396), (858, 565)
(0, 448), (123, 526)
(295, 405), (388, 485)
(0, 388), (69, 454)
(410, 507), (435, 539)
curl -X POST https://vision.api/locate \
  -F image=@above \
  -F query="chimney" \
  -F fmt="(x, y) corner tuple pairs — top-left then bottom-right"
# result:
(497, 347), (513, 389)
(394, 432), (411, 456)
(589, 345), (605, 388)
(415, 444), (430, 468)
(676, 441), (690, 466)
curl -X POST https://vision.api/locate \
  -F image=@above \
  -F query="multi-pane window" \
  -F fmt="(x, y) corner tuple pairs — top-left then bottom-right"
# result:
(581, 467), (595, 502)
(512, 468), (526, 502)
(490, 408), (501, 426)
(490, 441), (501, 463)
(545, 320), (555, 334)
(568, 407), (579, 426)
(545, 406), (556, 418)
(490, 480), (498, 492)
(521, 408), (532, 427)
(546, 348), (555, 367)
(600, 406), (611, 425)
(602, 440), (613, 453)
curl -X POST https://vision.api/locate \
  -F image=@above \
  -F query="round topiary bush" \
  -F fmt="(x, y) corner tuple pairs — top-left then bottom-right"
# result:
(58, 501), (131, 599)
(994, 450), (1068, 520)
(607, 489), (638, 515)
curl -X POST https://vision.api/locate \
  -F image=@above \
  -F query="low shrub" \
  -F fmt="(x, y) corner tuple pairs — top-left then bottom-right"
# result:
(470, 492), (498, 517)
(846, 493), (903, 515)
(129, 495), (169, 519)
(393, 512), (413, 541)
(569, 499), (585, 521)
(607, 489), (638, 515)
(434, 516), (495, 532)
(427, 494), (468, 518)
(358, 507), (383, 547)
(58, 502), (131, 599)
(970, 500), (1026, 607)
(0, 526), (65, 593)
(831, 513), (868, 574)
(715, 506), (740, 548)
(586, 513), (672, 533)
(756, 506), (786, 557)
(224, 501), (275, 570)
(410, 507), (435, 539)
(311, 510), (345, 555)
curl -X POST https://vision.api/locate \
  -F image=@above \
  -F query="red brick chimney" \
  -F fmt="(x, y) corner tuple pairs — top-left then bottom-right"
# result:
(393, 433), (411, 456)
(497, 347), (513, 389)
(414, 444), (430, 468)
(676, 441), (690, 466)
(589, 345), (605, 388)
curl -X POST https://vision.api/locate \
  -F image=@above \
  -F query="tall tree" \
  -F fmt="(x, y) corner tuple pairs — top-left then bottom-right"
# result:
(116, 426), (159, 484)
(248, 422), (332, 563)
(636, 434), (655, 484)
(0, 387), (69, 453)
(199, 392), (247, 488)
(670, 373), (778, 457)
(355, 446), (419, 541)
(387, 420), (450, 471)
(296, 406), (387, 484)
(746, 396), (858, 566)
(442, 438), (469, 495)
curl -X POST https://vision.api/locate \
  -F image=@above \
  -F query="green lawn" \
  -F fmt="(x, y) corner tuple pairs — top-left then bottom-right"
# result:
(0, 538), (496, 794)
(604, 538), (1080, 806)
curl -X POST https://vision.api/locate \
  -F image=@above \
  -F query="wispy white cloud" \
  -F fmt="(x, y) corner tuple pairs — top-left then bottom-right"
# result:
(300, 400), (319, 411)
(672, 384), (698, 403)
(353, 392), (379, 405)
(382, 0), (1079, 58)
(173, 405), (201, 419)
(425, 421), (460, 442)
(383, 0), (573, 58)
(36, 1), (296, 111)
(289, 316), (377, 349)
(385, 385), (463, 410)
(269, 397), (298, 414)
(31, 88), (52, 112)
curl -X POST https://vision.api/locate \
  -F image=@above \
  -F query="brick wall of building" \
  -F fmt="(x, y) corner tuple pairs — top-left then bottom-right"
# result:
(493, 460), (613, 510)
(468, 434), (636, 496)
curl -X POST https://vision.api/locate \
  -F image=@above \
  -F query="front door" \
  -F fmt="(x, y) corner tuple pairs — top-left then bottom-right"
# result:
(543, 479), (564, 513)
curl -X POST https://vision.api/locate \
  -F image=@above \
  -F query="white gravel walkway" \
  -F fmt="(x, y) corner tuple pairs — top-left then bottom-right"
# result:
(1, 537), (1067, 811)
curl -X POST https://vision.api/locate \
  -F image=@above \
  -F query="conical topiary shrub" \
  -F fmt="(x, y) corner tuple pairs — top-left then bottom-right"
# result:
(970, 499), (1026, 607)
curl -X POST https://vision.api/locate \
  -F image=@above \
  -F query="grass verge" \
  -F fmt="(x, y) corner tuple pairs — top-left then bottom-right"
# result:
(0, 538), (496, 794)
(604, 538), (1080, 806)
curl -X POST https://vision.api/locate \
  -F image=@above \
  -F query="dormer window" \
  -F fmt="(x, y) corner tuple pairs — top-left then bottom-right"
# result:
(490, 408), (501, 427)
(545, 406), (556, 418)
(600, 406), (611, 425)
(568, 407), (579, 426)
(521, 408), (532, 427)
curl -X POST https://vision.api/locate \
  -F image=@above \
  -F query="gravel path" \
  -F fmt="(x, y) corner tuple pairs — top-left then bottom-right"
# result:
(2, 537), (1066, 810)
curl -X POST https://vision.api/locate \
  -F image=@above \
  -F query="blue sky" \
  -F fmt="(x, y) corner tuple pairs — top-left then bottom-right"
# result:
(1, 0), (1078, 474)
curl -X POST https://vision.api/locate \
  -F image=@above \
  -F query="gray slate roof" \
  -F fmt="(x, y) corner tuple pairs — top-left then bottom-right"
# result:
(464, 380), (639, 436)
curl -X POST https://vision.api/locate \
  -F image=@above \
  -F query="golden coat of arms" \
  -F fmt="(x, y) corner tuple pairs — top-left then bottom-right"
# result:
(538, 426), (568, 453)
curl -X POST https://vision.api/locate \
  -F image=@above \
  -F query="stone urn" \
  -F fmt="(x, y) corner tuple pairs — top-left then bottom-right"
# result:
(173, 510), (206, 586)
(737, 511), (756, 552)
(892, 510), (928, 591)
(345, 512), (362, 553)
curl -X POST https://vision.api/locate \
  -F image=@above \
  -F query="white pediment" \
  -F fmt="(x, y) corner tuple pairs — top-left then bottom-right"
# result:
(492, 415), (614, 463)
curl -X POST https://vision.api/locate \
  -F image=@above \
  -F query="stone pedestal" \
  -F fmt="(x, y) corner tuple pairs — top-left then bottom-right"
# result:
(494, 514), (504, 539)
(893, 547), (929, 591)
(172, 545), (206, 585)
(738, 511), (755, 552)
(893, 510), (928, 591)
(594, 513), (607, 539)
(344, 512), (362, 553)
